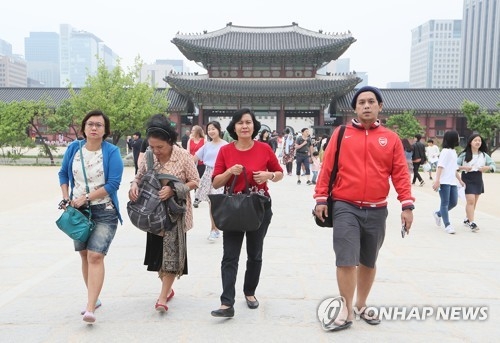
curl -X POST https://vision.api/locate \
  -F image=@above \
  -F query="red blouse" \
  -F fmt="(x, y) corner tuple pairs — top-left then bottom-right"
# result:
(213, 141), (283, 196)
(189, 138), (205, 165)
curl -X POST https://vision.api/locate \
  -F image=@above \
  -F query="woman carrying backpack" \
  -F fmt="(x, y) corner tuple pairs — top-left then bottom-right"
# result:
(128, 114), (200, 313)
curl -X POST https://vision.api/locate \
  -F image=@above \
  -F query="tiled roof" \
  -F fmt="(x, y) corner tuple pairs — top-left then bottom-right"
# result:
(336, 88), (500, 114)
(172, 23), (355, 60)
(0, 88), (76, 104)
(165, 73), (361, 97)
(1, 87), (498, 114)
(0, 87), (188, 112)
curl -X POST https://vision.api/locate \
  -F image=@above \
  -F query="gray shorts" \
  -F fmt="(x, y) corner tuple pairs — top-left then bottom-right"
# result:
(332, 201), (388, 268)
(74, 204), (118, 255)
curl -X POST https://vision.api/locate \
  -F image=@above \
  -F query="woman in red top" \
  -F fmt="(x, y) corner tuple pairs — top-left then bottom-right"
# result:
(188, 125), (205, 206)
(210, 108), (283, 318)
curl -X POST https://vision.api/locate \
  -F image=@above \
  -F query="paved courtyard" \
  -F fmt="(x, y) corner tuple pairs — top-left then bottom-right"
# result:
(0, 165), (498, 342)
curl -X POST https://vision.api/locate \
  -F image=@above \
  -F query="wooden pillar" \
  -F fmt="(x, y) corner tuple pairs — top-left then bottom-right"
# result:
(318, 105), (325, 126)
(198, 106), (204, 126)
(277, 103), (286, 134)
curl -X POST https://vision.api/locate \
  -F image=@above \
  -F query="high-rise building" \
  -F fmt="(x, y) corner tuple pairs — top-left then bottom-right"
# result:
(67, 29), (101, 87)
(140, 59), (187, 87)
(59, 24), (118, 87)
(0, 55), (27, 87)
(410, 20), (462, 88)
(0, 38), (13, 56)
(59, 24), (72, 86)
(460, 0), (500, 88)
(99, 44), (119, 71)
(24, 32), (60, 87)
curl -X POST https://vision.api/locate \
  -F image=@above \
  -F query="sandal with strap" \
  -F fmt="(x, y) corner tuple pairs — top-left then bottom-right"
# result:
(80, 299), (102, 315)
(322, 320), (353, 332)
(360, 308), (381, 325)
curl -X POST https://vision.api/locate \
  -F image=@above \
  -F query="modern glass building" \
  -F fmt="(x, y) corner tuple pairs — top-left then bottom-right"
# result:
(409, 20), (462, 88)
(59, 24), (117, 87)
(460, 0), (500, 88)
(24, 32), (60, 87)
(0, 38), (13, 56)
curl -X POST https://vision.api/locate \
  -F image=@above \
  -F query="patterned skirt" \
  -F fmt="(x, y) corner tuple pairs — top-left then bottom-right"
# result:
(195, 166), (223, 202)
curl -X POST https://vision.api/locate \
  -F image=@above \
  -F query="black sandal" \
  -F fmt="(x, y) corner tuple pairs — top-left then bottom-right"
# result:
(323, 320), (353, 332)
(360, 308), (381, 325)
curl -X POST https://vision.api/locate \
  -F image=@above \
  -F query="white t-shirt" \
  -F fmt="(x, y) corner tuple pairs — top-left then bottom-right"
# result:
(426, 145), (440, 163)
(437, 148), (458, 185)
(195, 140), (228, 167)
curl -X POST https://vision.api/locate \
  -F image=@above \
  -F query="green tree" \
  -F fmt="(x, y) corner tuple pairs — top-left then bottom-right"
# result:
(461, 100), (500, 155)
(48, 98), (80, 141)
(385, 111), (424, 139)
(0, 99), (57, 164)
(68, 57), (169, 145)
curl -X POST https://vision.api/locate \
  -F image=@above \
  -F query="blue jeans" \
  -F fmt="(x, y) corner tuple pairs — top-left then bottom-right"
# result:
(311, 171), (318, 183)
(219, 205), (273, 307)
(436, 184), (458, 227)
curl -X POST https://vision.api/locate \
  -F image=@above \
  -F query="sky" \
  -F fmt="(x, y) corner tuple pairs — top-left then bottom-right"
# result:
(2, 0), (464, 88)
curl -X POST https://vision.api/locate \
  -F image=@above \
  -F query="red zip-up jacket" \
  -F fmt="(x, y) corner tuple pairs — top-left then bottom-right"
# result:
(314, 119), (414, 209)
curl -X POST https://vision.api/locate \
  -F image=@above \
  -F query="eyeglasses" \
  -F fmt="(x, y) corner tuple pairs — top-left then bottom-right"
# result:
(86, 122), (104, 129)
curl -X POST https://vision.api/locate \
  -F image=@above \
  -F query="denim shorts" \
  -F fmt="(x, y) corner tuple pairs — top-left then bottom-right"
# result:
(74, 204), (118, 255)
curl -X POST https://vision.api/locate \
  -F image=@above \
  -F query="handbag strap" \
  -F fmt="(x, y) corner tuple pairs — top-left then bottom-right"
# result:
(227, 166), (250, 195)
(327, 125), (346, 196)
(78, 141), (92, 217)
(145, 147), (182, 183)
(146, 147), (154, 171)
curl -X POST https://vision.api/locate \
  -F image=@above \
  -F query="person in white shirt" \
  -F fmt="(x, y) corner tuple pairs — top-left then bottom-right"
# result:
(457, 134), (497, 232)
(193, 121), (228, 241)
(431, 131), (465, 234)
(425, 139), (440, 180)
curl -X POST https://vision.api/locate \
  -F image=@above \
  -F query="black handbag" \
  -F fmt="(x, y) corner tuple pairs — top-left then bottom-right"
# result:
(313, 125), (345, 227)
(208, 167), (270, 232)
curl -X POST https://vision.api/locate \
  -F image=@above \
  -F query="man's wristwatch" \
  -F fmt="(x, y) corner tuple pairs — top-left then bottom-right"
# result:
(402, 205), (415, 211)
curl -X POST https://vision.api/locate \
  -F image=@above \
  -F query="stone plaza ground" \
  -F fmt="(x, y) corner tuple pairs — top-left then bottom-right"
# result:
(0, 165), (499, 342)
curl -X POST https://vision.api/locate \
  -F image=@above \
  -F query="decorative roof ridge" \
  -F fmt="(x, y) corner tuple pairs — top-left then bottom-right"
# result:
(316, 71), (359, 80)
(166, 75), (359, 82)
(174, 22), (353, 40)
(168, 71), (209, 79)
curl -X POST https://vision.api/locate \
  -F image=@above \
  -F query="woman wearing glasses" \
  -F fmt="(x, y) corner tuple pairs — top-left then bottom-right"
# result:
(58, 109), (124, 324)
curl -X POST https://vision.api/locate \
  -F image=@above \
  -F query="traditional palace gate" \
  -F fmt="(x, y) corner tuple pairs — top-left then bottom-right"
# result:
(165, 22), (361, 135)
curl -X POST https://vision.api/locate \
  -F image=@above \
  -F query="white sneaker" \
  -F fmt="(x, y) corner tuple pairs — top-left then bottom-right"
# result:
(445, 225), (456, 234)
(463, 219), (470, 227)
(433, 211), (441, 227)
(208, 230), (220, 241)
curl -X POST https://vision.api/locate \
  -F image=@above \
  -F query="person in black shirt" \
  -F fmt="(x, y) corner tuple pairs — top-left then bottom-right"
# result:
(181, 129), (190, 149)
(131, 132), (143, 175)
(295, 128), (313, 185)
(411, 134), (427, 186)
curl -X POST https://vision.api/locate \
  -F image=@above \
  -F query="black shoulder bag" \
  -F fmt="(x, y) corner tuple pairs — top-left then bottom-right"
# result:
(313, 125), (346, 228)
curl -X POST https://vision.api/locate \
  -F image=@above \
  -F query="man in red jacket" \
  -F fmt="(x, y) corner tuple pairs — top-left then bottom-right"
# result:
(313, 86), (415, 331)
